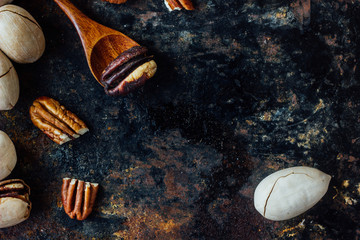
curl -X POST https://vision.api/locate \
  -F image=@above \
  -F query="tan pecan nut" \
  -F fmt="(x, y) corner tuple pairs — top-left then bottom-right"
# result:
(62, 178), (99, 220)
(164, 0), (194, 11)
(0, 179), (31, 228)
(29, 96), (89, 145)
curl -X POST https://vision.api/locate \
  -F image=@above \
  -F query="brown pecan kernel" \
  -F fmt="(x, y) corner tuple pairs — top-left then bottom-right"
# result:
(101, 46), (157, 96)
(62, 178), (99, 221)
(165, 0), (194, 11)
(29, 96), (89, 145)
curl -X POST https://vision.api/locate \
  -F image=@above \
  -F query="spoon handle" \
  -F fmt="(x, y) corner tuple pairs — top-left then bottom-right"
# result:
(54, 0), (106, 50)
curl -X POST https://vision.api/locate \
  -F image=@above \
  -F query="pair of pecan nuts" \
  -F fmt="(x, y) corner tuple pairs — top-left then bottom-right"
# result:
(30, 98), (97, 220)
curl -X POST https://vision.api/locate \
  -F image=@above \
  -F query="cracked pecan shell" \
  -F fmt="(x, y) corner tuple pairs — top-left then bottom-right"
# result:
(29, 96), (89, 145)
(0, 179), (31, 228)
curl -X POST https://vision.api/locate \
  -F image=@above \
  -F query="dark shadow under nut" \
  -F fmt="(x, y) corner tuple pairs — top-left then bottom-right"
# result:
(101, 46), (157, 96)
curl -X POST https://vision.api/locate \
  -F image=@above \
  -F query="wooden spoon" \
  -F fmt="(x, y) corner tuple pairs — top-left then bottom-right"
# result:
(53, 0), (139, 85)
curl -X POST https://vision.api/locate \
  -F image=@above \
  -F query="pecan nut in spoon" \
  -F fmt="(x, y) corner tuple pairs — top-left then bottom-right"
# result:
(101, 46), (157, 96)
(54, 0), (157, 95)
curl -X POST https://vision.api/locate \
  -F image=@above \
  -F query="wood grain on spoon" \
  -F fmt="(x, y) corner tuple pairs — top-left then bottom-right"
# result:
(53, 0), (139, 84)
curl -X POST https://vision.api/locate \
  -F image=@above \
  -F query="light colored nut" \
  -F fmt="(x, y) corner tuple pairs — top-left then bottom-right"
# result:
(0, 4), (45, 63)
(0, 50), (19, 110)
(254, 166), (331, 221)
(0, 0), (12, 7)
(0, 179), (31, 228)
(0, 131), (16, 181)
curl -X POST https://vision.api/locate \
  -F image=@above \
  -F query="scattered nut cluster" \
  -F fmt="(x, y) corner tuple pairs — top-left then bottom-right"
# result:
(0, 4), (45, 110)
(1, 0), (194, 228)
(0, 0), (337, 233)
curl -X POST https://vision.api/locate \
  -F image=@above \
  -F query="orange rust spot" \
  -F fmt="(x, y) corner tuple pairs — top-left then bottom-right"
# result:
(114, 208), (192, 240)
(277, 219), (305, 237)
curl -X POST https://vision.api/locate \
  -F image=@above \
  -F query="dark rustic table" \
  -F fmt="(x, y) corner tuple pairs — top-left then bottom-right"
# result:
(0, 0), (359, 239)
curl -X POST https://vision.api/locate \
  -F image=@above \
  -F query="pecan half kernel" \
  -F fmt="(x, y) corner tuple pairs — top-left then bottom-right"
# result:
(0, 179), (31, 228)
(29, 96), (89, 145)
(101, 46), (157, 96)
(164, 0), (194, 11)
(62, 178), (99, 221)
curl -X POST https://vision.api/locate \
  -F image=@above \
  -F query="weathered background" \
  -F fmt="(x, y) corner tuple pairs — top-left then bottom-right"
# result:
(0, 0), (359, 239)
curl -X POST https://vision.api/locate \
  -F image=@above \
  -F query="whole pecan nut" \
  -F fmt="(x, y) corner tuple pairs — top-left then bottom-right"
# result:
(101, 46), (157, 96)
(0, 179), (31, 228)
(62, 178), (99, 220)
(29, 96), (89, 145)
(165, 0), (194, 11)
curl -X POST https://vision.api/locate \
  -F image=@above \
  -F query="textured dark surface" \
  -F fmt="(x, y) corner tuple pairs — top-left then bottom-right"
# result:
(0, 0), (360, 239)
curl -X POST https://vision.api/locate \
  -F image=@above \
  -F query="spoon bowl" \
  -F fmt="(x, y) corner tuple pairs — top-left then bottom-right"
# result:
(54, 0), (139, 85)
(90, 34), (139, 82)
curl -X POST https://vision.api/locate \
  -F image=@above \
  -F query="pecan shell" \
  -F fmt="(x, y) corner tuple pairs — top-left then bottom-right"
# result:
(29, 96), (89, 145)
(0, 179), (31, 228)
(62, 178), (99, 220)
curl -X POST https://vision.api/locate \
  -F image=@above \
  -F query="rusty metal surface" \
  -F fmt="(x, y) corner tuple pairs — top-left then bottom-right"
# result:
(0, 0), (360, 239)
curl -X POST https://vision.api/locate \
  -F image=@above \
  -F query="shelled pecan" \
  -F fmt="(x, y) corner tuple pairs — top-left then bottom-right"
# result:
(164, 0), (194, 11)
(101, 46), (157, 96)
(62, 178), (99, 220)
(29, 96), (89, 145)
